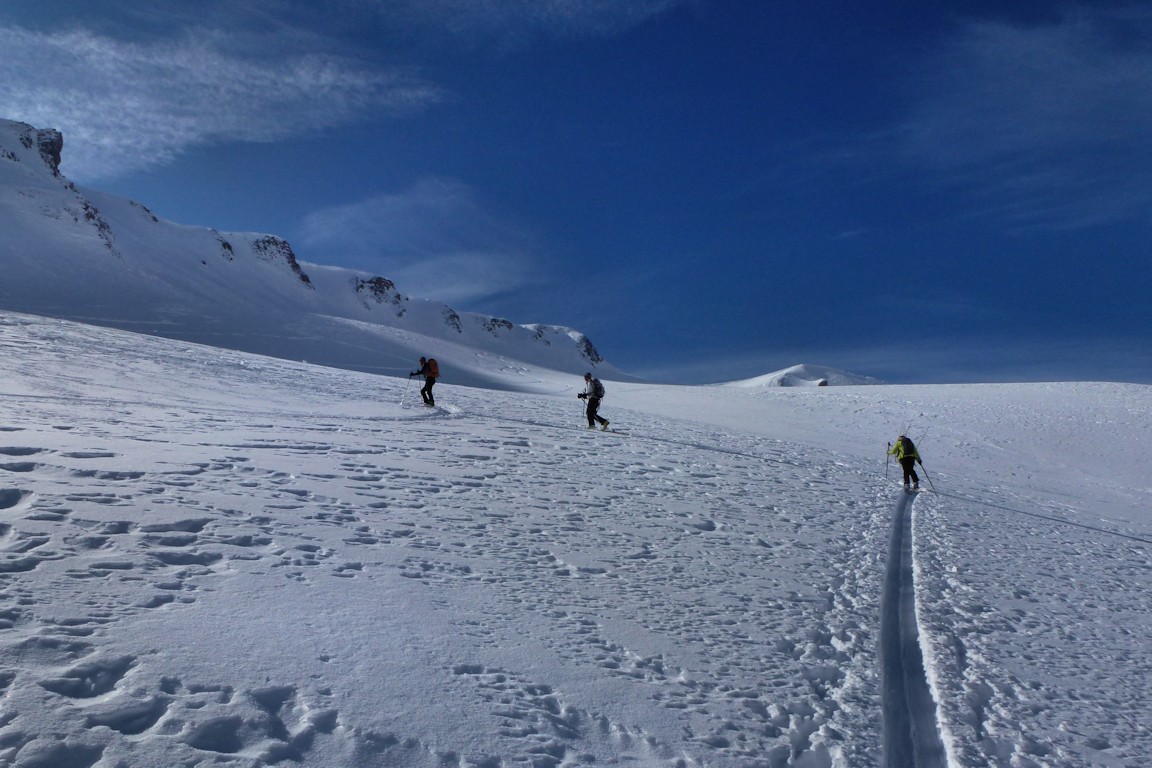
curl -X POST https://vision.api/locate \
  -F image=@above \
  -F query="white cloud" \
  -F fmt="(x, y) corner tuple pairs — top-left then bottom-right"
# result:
(0, 25), (441, 180)
(0, 0), (686, 180)
(902, 9), (1152, 228)
(297, 178), (544, 306)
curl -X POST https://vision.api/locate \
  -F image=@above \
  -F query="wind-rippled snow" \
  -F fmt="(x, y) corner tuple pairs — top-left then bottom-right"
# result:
(1, 312), (1150, 767)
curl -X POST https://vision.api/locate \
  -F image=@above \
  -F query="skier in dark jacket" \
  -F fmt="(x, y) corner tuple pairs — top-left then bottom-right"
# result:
(410, 356), (439, 407)
(577, 373), (610, 430)
(887, 435), (921, 489)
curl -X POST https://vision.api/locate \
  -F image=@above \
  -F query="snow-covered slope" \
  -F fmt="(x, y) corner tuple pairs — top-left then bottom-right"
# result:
(725, 363), (882, 388)
(0, 118), (614, 390)
(2, 311), (1150, 767)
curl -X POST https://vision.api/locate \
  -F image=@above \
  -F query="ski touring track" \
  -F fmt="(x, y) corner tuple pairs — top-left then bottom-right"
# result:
(880, 490), (948, 768)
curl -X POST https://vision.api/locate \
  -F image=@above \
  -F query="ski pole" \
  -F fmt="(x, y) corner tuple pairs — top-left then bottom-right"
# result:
(919, 461), (936, 492)
(399, 375), (413, 407)
(885, 442), (891, 480)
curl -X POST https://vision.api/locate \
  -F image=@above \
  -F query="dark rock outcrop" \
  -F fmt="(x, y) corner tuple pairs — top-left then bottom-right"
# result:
(251, 236), (312, 286)
(37, 129), (63, 175)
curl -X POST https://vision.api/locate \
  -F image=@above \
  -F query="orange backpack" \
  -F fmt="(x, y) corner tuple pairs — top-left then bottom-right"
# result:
(427, 358), (440, 378)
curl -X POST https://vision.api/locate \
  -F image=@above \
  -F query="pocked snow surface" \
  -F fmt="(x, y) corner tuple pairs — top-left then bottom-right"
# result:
(1, 312), (1151, 767)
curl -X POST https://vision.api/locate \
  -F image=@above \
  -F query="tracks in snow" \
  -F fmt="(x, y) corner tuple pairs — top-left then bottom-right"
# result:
(880, 491), (948, 768)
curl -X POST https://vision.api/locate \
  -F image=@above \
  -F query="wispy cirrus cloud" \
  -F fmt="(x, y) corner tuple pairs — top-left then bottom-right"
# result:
(901, 8), (1152, 228)
(297, 178), (545, 306)
(0, 25), (441, 180)
(0, 0), (683, 181)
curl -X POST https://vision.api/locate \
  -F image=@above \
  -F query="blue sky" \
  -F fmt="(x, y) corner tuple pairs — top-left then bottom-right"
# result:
(2, 1), (1151, 384)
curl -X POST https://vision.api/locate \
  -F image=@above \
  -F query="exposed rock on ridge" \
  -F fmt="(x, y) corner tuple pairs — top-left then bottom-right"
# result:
(36, 128), (63, 175)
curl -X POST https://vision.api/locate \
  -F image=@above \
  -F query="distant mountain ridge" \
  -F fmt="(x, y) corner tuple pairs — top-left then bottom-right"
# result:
(0, 117), (612, 390)
(0, 117), (877, 389)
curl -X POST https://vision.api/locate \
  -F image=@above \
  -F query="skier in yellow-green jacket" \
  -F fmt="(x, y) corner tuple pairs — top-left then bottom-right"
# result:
(888, 435), (921, 490)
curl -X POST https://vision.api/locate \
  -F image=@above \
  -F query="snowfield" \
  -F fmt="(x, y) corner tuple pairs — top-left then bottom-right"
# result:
(1, 311), (1150, 768)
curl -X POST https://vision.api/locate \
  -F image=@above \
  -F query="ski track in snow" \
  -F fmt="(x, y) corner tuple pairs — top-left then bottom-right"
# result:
(880, 491), (946, 768)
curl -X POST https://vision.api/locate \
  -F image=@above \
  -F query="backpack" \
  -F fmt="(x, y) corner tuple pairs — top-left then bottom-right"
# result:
(591, 378), (605, 398)
(426, 358), (440, 378)
(900, 436), (916, 458)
